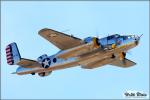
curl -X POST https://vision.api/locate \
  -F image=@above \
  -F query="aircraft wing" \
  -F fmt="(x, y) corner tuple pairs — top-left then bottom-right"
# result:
(81, 57), (114, 69)
(81, 57), (136, 69)
(17, 58), (41, 68)
(38, 28), (83, 50)
(110, 58), (136, 67)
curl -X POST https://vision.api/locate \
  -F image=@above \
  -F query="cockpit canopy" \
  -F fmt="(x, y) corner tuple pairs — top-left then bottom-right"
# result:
(107, 34), (120, 40)
(84, 34), (120, 43)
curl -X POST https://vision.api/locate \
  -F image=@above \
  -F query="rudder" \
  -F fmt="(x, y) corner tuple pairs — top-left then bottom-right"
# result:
(6, 42), (21, 65)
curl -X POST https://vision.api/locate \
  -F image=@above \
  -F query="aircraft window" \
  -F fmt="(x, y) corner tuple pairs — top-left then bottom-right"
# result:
(131, 35), (135, 38)
(107, 36), (114, 40)
(115, 34), (120, 38)
(123, 36), (128, 40)
(53, 58), (57, 63)
(107, 36), (110, 40)
(128, 36), (131, 39)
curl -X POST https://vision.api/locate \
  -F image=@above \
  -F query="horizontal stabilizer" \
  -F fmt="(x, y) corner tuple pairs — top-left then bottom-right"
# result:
(17, 58), (41, 68)
(6, 42), (41, 68)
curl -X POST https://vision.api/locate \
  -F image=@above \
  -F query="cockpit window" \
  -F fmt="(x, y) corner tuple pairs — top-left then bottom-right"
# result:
(107, 36), (114, 40)
(107, 34), (119, 40)
(122, 36), (128, 40)
(107, 34), (120, 40)
(115, 34), (120, 38)
(128, 36), (132, 39)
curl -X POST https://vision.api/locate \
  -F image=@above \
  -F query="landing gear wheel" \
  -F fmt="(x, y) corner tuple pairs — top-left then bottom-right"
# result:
(38, 72), (45, 77)
(111, 54), (115, 58)
(38, 71), (52, 77)
(31, 73), (35, 75)
(122, 52), (126, 58)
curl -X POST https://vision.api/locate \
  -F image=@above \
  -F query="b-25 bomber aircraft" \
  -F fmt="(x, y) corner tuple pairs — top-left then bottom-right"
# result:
(6, 28), (141, 77)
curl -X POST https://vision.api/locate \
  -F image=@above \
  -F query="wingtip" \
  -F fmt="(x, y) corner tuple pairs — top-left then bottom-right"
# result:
(38, 28), (50, 34)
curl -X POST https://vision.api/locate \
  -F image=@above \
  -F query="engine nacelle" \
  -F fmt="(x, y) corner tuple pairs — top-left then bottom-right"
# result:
(38, 71), (52, 77)
(84, 37), (100, 48)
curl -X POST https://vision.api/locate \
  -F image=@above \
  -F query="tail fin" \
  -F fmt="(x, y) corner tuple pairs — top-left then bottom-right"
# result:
(6, 42), (21, 65)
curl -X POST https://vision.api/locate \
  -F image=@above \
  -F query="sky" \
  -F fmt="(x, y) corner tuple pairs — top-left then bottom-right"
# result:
(1, 1), (149, 99)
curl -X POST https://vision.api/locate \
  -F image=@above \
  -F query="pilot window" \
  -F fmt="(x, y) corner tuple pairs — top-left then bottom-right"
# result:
(122, 36), (128, 40)
(107, 36), (115, 40)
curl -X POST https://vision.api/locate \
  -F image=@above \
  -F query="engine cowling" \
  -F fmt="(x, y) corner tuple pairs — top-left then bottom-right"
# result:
(84, 37), (101, 48)
(93, 37), (100, 48)
(38, 71), (52, 77)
